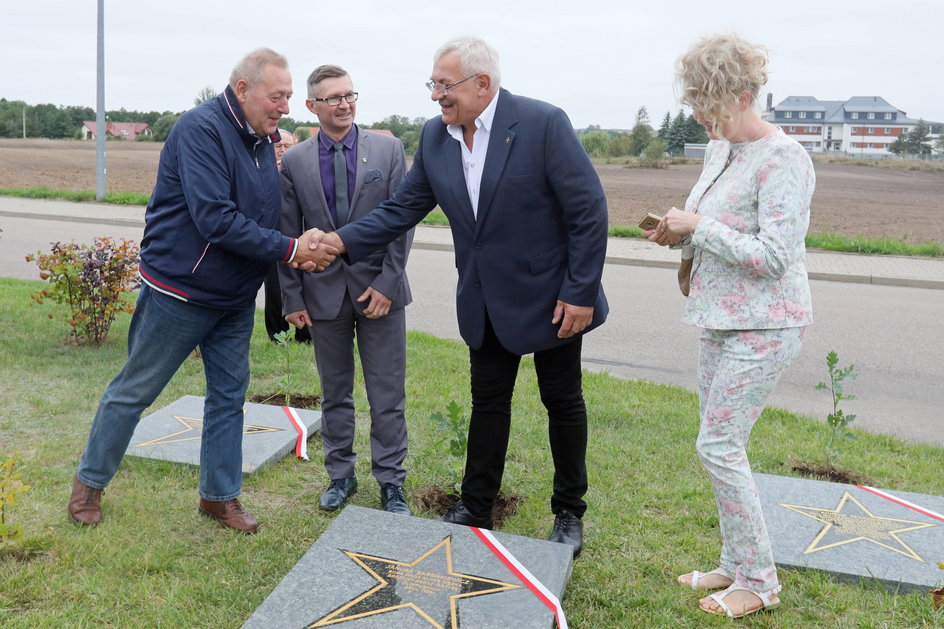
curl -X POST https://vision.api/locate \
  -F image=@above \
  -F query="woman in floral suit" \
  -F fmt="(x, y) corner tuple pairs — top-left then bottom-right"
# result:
(647, 33), (815, 618)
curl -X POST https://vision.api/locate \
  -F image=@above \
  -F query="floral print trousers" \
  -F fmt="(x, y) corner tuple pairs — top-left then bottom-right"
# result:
(696, 326), (805, 592)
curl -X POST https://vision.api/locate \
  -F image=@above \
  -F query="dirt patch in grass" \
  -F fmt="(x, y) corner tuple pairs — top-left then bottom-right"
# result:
(247, 393), (321, 410)
(789, 460), (870, 485)
(413, 486), (522, 529)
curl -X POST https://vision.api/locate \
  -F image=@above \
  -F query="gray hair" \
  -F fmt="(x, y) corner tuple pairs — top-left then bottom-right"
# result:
(277, 129), (294, 143)
(229, 48), (289, 89)
(307, 64), (349, 99)
(434, 36), (501, 88)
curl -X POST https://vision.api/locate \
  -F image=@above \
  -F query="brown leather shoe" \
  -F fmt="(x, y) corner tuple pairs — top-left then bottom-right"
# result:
(198, 498), (259, 534)
(68, 477), (103, 526)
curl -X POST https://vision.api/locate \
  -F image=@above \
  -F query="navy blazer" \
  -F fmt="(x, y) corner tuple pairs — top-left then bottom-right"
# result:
(338, 89), (608, 355)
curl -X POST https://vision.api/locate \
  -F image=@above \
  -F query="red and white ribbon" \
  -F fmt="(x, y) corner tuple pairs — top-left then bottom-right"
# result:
(471, 527), (568, 629)
(857, 485), (944, 523)
(282, 406), (309, 461)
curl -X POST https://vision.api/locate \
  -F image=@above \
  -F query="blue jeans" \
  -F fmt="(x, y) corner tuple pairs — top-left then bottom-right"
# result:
(76, 284), (255, 501)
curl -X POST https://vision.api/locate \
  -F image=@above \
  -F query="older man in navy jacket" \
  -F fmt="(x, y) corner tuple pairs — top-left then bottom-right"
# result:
(313, 37), (608, 557)
(67, 49), (331, 534)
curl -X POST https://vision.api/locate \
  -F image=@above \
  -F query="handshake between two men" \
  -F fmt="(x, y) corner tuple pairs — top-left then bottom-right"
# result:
(291, 229), (345, 272)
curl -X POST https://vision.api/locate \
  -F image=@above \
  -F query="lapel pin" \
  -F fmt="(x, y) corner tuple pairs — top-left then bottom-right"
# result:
(505, 137), (510, 143)
(362, 157), (367, 163)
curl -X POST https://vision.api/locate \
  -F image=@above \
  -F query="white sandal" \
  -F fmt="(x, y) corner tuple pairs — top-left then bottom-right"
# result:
(677, 567), (733, 590)
(702, 583), (782, 618)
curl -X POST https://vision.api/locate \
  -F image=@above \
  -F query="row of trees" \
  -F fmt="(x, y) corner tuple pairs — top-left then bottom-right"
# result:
(8, 93), (942, 159)
(0, 98), (182, 141)
(578, 107), (709, 158)
(0, 89), (431, 149)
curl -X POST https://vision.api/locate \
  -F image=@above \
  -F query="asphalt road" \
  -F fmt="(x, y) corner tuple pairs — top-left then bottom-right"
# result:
(4, 215), (942, 448)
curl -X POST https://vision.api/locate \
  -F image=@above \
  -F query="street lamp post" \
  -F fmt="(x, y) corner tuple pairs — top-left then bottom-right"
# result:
(95, 0), (106, 200)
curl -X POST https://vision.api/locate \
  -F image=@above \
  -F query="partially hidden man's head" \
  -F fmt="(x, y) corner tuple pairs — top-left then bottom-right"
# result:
(230, 48), (293, 137)
(274, 128), (295, 168)
(429, 36), (500, 128)
(306, 64), (357, 141)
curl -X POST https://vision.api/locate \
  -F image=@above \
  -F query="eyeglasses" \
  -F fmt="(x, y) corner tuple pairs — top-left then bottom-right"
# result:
(425, 74), (479, 95)
(312, 92), (359, 107)
(274, 142), (294, 149)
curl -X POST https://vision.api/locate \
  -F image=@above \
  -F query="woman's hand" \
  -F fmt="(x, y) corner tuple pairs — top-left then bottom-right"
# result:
(645, 206), (695, 246)
(663, 207), (701, 236)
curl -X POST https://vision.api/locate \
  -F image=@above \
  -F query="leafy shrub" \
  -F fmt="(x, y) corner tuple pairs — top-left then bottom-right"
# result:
(26, 237), (141, 344)
(430, 400), (468, 493)
(815, 350), (857, 468)
(638, 138), (669, 168)
(0, 452), (30, 551)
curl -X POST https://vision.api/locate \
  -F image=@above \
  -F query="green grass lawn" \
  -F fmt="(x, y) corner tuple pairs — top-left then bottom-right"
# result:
(0, 277), (942, 627)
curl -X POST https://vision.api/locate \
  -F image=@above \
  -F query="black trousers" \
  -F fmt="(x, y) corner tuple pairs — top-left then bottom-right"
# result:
(463, 318), (588, 519)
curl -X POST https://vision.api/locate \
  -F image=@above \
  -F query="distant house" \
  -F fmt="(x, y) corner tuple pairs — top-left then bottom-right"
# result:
(763, 96), (937, 156)
(81, 121), (153, 141)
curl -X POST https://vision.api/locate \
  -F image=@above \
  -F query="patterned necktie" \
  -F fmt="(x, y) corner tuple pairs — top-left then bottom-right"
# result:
(332, 142), (350, 226)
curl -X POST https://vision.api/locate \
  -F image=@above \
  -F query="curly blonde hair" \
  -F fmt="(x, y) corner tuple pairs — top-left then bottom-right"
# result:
(676, 34), (768, 140)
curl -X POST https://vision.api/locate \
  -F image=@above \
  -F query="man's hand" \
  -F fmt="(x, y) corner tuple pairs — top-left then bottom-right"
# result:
(357, 287), (392, 319)
(292, 228), (339, 271)
(285, 310), (313, 329)
(309, 231), (346, 254)
(552, 300), (594, 339)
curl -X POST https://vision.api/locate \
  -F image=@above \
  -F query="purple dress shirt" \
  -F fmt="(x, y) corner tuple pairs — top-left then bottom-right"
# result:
(318, 125), (359, 225)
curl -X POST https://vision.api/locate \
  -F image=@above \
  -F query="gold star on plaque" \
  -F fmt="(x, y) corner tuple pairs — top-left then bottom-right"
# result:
(133, 414), (281, 447)
(779, 491), (937, 561)
(308, 535), (520, 628)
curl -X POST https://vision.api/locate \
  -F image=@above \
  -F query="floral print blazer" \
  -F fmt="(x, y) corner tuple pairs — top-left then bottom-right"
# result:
(682, 129), (815, 330)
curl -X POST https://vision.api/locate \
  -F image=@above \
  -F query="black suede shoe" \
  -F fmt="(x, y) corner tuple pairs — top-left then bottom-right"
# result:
(380, 484), (412, 516)
(319, 476), (357, 511)
(549, 510), (583, 558)
(439, 499), (493, 529)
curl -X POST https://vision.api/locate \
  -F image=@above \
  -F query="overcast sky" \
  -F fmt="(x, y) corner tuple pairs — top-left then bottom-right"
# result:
(3, 0), (943, 129)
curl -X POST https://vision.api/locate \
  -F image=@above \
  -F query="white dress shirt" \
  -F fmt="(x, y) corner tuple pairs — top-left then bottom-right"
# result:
(446, 91), (500, 218)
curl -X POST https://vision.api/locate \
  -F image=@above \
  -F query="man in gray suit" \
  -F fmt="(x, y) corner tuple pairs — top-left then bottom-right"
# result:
(278, 65), (413, 515)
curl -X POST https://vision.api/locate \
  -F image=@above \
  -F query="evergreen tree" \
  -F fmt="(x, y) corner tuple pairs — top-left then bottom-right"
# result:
(685, 114), (709, 144)
(905, 120), (932, 155)
(666, 111), (688, 155)
(657, 111), (671, 140)
(888, 135), (908, 155)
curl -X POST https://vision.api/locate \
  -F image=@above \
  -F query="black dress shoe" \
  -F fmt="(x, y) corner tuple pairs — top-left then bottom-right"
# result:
(440, 499), (493, 529)
(319, 476), (357, 511)
(380, 484), (412, 516)
(549, 510), (583, 558)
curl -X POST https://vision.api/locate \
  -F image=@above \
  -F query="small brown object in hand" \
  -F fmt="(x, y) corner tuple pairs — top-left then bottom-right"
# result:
(638, 212), (663, 231)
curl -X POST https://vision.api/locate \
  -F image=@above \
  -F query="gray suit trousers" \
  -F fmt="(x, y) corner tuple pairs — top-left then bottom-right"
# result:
(310, 291), (408, 486)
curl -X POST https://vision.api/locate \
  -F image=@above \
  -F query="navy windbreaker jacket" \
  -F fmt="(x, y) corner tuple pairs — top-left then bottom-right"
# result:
(139, 86), (298, 308)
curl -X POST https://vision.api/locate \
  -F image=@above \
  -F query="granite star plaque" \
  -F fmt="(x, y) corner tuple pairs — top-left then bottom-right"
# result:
(127, 395), (321, 474)
(755, 473), (944, 592)
(242, 505), (574, 628)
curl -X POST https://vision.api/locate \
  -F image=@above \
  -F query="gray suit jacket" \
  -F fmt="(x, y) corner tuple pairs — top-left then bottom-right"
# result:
(278, 127), (412, 320)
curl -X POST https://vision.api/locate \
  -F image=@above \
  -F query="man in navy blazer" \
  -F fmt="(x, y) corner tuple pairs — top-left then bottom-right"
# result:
(313, 36), (608, 557)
